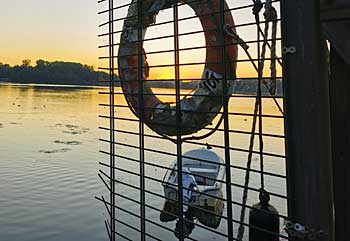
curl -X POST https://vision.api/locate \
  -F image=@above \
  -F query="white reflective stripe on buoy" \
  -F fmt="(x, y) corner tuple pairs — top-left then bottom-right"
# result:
(200, 68), (224, 94)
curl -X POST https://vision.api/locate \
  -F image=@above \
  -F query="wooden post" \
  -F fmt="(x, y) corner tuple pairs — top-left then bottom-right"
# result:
(329, 47), (350, 241)
(281, 0), (334, 240)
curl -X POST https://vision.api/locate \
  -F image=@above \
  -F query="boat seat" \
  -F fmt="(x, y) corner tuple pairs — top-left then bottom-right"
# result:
(188, 167), (218, 186)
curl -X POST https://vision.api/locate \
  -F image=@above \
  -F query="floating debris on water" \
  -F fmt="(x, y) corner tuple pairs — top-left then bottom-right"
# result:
(9, 122), (21, 125)
(38, 148), (71, 154)
(65, 124), (79, 129)
(63, 130), (89, 135)
(54, 140), (82, 146)
(55, 123), (89, 135)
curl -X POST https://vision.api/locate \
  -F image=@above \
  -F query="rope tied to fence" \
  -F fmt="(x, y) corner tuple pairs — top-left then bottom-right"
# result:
(233, 0), (279, 239)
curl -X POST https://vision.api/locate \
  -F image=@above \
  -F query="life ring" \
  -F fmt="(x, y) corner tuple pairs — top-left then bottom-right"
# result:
(118, 0), (238, 136)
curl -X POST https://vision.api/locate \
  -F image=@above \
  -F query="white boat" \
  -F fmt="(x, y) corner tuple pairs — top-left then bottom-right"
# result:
(160, 148), (226, 229)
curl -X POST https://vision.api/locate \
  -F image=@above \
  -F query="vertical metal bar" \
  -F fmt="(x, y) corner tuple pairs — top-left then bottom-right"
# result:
(173, 1), (184, 240)
(137, 0), (146, 240)
(108, 0), (115, 240)
(329, 46), (350, 241)
(281, 0), (334, 240)
(219, 0), (234, 240)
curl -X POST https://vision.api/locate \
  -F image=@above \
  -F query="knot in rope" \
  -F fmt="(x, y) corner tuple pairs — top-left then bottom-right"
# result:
(263, 4), (277, 22)
(252, 0), (263, 15)
(223, 24), (249, 50)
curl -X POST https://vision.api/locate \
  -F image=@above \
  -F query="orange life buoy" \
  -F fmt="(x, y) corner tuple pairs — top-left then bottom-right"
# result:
(118, 0), (238, 136)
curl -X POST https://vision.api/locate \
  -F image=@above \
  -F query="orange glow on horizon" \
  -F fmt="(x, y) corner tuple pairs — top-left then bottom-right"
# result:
(1, 0), (282, 82)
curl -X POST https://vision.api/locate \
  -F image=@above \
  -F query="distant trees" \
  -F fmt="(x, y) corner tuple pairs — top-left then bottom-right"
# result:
(0, 59), (109, 86)
(0, 60), (282, 95)
(22, 59), (31, 67)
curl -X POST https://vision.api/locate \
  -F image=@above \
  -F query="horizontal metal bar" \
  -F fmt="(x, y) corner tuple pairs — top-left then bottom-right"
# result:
(99, 124), (284, 140)
(98, 76), (283, 82)
(98, 100), (283, 117)
(98, 38), (279, 61)
(98, 196), (199, 241)
(98, 57), (282, 73)
(98, 0), (202, 16)
(104, 219), (133, 241)
(114, 230), (133, 241)
(99, 186), (232, 239)
(99, 130), (286, 158)
(98, 91), (284, 101)
(98, 173), (287, 238)
(98, 1), (280, 28)
(99, 193), (288, 240)
(99, 131), (286, 158)
(99, 165), (289, 220)
(99, 105), (284, 118)
(98, 22), (281, 47)
(98, 138), (285, 179)
(100, 192), (288, 240)
(99, 127), (286, 170)
(99, 150), (288, 199)
(110, 212), (163, 241)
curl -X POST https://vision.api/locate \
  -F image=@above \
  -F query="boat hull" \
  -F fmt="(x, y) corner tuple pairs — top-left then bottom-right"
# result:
(160, 189), (224, 229)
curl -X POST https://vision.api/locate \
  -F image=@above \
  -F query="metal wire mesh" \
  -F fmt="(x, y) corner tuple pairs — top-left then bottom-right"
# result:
(97, 0), (287, 240)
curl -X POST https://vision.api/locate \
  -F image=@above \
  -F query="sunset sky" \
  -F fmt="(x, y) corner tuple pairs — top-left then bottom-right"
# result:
(0, 0), (281, 79)
(0, 0), (99, 67)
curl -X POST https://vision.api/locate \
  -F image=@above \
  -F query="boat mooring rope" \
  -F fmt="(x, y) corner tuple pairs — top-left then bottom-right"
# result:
(234, 0), (279, 239)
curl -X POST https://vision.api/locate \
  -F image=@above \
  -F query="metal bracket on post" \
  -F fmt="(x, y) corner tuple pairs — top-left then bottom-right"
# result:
(282, 46), (296, 54)
(284, 220), (326, 241)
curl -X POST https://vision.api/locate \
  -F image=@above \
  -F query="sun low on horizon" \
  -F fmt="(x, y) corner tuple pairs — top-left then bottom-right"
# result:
(0, 0), (281, 80)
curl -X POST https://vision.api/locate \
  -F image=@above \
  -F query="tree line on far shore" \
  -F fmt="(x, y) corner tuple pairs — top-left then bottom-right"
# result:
(0, 59), (109, 86)
(0, 59), (282, 95)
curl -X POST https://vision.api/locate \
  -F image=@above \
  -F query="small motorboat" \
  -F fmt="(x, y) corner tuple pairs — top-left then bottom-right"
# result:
(160, 148), (226, 229)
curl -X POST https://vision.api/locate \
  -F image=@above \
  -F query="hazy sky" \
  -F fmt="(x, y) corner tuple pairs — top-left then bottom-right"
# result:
(0, 0), (99, 67)
(0, 0), (281, 79)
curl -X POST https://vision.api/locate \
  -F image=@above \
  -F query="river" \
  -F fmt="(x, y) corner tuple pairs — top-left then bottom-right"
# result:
(0, 83), (287, 241)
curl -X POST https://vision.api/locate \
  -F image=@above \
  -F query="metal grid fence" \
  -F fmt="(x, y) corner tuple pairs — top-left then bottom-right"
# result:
(96, 0), (289, 240)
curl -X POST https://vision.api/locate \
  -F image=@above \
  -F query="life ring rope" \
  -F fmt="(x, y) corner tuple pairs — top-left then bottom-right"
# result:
(118, 0), (238, 136)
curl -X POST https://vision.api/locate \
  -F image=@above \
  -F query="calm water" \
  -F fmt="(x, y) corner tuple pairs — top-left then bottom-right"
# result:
(0, 84), (287, 241)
